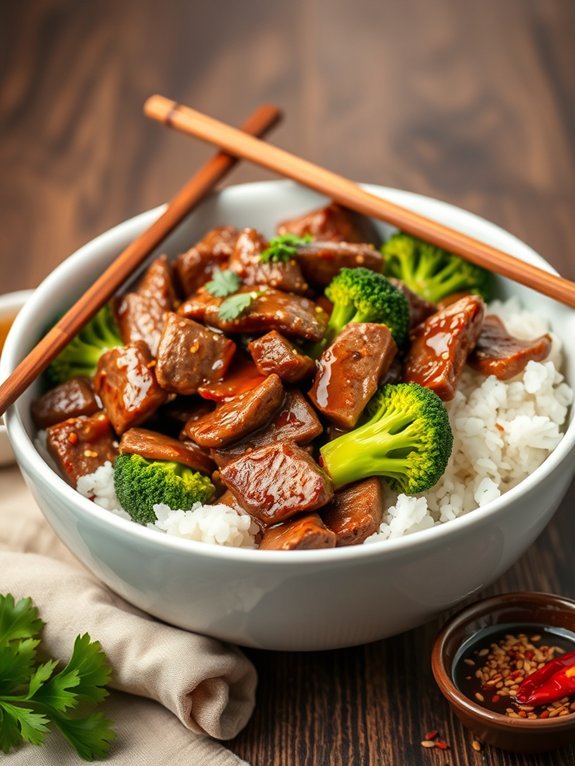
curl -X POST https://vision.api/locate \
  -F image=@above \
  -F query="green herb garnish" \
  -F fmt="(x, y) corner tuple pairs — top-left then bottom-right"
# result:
(205, 269), (242, 298)
(218, 292), (259, 322)
(259, 234), (312, 263)
(0, 594), (115, 760)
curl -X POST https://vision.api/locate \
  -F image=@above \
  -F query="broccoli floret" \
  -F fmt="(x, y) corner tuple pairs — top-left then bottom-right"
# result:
(114, 453), (215, 524)
(310, 267), (409, 356)
(320, 382), (453, 494)
(382, 232), (494, 304)
(47, 304), (123, 384)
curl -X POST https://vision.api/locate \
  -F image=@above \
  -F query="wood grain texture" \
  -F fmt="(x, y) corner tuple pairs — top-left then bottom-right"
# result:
(1, 1), (575, 764)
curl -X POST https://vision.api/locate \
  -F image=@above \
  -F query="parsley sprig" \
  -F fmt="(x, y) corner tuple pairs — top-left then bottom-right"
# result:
(259, 234), (312, 263)
(205, 269), (242, 298)
(0, 594), (115, 761)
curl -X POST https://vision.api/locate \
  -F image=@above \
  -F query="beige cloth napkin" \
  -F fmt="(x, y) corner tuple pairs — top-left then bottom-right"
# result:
(0, 465), (254, 765)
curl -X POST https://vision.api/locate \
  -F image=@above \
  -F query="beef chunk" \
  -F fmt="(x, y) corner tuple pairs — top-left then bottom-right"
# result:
(155, 313), (236, 395)
(212, 390), (322, 467)
(309, 323), (397, 429)
(32, 377), (99, 428)
(294, 241), (383, 288)
(277, 201), (380, 244)
(94, 342), (168, 435)
(184, 374), (284, 448)
(119, 427), (214, 474)
(321, 478), (384, 546)
(388, 278), (437, 328)
(116, 255), (176, 356)
(46, 412), (117, 485)
(259, 514), (336, 550)
(174, 226), (239, 297)
(404, 295), (485, 400)
(228, 228), (308, 294)
(468, 314), (552, 380)
(248, 331), (315, 384)
(179, 286), (329, 342)
(220, 442), (334, 526)
(197, 355), (266, 402)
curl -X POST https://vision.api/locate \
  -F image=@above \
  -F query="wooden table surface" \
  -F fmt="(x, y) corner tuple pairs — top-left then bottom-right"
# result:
(2, 1), (575, 763)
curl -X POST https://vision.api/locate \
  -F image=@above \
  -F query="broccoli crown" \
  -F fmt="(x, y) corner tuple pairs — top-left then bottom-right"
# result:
(382, 233), (494, 304)
(323, 267), (409, 348)
(320, 382), (453, 494)
(47, 304), (123, 384)
(113, 453), (215, 524)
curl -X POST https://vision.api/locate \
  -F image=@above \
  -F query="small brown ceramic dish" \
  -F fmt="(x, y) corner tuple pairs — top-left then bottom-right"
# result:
(432, 592), (575, 753)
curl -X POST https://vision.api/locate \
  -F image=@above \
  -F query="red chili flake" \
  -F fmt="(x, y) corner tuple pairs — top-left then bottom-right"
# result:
(68, 432), (79, 445)
(540, 710), (550, 719)
(423, 730), (438, 740)
(525, 650), (535, 660)
(492, 694), (501, 703)
(435, 741), (449, 750)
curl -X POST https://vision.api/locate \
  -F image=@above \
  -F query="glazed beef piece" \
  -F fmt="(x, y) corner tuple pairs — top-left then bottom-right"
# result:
(184, 374), (284, 448)
(212, 390), (322, 468)
(259, 513), (336, 551)
(388, 278), (437, 328)
(119, 427), (214, 474)
(32, 377), (99, 428)
(94, 341), (168, 435)
(155, 313), (236, 395)
(197, 356), (265, 402)
(248, 331), (315, 384)
(46, 412), (117, 485)
(116, 255), (176, 356)
(179, 286), (329, 342)
(220, 442), (334, 526)
(160, 397), (214, 426)
(468, 315), (552, 380)
(277, 201), (380, 245)
(174, 226), (239, 297)
(309, 323), (398, 429)
(228, 228), (308, 294)
(404, 295), (485, 400)
(321, 478), (384, 546)
(294, 242), (383, 288)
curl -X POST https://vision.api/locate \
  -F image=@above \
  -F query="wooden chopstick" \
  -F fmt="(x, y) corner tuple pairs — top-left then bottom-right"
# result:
(0, 104), (282, 417)
(144, 94), (575, 310)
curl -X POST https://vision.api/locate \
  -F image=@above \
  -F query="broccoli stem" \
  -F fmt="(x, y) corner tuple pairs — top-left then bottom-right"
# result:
(320, 412), (422, 488)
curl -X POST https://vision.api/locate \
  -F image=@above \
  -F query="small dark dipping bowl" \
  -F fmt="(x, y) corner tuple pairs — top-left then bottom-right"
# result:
(432, 592), (575, 753)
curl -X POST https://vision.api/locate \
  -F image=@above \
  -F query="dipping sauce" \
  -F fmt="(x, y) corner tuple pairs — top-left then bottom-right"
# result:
(454, 624), (575, 720)
(0, 316), (14, 356)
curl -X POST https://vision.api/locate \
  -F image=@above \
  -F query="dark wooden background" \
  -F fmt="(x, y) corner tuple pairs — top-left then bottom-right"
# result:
(2, 1), (575, 763)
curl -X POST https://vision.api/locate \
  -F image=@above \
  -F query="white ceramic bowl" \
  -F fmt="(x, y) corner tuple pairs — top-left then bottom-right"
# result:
(0, 290), (35, 465)
(2, 181), (575, 651)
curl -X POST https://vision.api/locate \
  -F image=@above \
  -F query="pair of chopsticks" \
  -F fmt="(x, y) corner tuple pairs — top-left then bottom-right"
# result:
(1, 96), (574, 417)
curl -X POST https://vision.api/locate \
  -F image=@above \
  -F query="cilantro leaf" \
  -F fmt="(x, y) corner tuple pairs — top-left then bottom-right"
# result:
(259, 233), (312, 263)
(0, 702), (49, 748)
(50, 634), (112, 707)
(0, 639), (41, 690)
(205, 269), (242, 297)
(0, 595), (115, 760)
(26, 659), (58, 699)
(0, 595), (44, 646)
(218, 292), (258, 322)
(51, 711), (116, 761)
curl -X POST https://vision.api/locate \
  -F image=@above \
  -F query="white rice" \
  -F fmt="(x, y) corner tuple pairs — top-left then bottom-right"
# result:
(70, 297), (572, 548)
(365, 299), (573, 543)
(152, 503), (259, 548)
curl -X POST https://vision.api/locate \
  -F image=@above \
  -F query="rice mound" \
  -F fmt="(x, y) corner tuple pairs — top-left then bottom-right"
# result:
(71, 297), (572, 548)
(365, 298), (573, 543)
